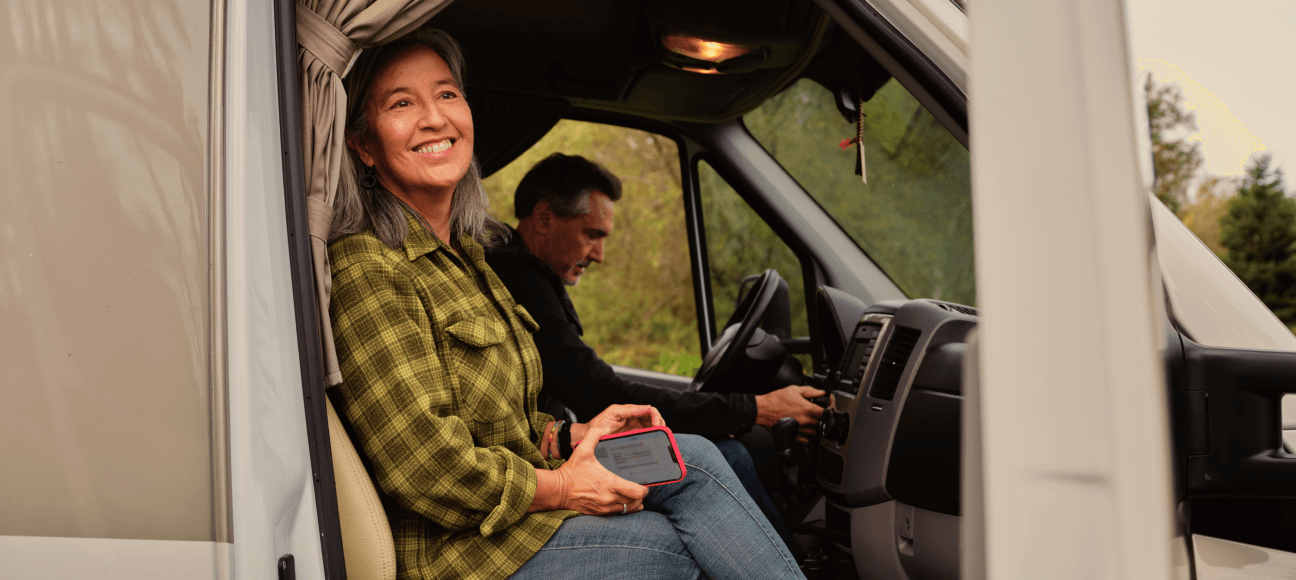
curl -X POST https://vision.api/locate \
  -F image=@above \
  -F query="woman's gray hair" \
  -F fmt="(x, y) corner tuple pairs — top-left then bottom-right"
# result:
(330, 29), (506, 249)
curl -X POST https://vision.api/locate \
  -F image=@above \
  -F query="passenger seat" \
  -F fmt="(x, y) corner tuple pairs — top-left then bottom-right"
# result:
(326, 397), (397, 580)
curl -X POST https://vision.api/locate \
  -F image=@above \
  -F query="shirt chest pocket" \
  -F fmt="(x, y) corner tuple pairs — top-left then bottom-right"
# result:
(445, 315), (520, 422)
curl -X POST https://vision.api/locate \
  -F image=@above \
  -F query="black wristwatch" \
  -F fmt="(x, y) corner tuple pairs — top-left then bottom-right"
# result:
(558, 421), (573, 459)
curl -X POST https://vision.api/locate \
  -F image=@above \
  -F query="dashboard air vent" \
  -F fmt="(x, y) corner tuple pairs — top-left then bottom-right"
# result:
(869, 326), (921, 401)
(932, 300), (978, 316)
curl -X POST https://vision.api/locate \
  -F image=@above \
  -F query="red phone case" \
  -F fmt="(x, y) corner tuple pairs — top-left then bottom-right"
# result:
(576, 426), (687, 486)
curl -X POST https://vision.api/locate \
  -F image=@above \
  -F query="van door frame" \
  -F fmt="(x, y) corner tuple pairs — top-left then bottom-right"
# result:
(272, 1), (347, 577)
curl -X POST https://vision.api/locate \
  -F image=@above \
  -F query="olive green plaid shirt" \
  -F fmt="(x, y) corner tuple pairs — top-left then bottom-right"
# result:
(329, 210), (578, 580)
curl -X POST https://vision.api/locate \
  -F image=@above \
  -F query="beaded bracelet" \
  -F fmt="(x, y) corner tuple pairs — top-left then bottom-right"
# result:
(546, 420), (565, 460)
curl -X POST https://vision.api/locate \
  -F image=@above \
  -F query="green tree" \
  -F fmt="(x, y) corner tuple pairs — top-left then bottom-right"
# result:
(1145, 75), (1204, 213)
(1220, 153), (1296, 323)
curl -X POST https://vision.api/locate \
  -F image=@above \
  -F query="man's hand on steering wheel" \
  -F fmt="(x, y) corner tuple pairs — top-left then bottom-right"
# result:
(754, 385), (825, 440)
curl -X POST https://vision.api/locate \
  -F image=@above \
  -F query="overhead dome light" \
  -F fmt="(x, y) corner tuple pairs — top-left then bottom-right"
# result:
(662, 33), (756, 64)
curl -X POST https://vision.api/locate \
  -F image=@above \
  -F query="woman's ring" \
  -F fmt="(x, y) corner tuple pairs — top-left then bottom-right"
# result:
(622, 503), (628, 515)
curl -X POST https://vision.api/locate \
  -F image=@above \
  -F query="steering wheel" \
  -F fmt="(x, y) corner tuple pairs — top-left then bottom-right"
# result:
(690, 269), (783, 392)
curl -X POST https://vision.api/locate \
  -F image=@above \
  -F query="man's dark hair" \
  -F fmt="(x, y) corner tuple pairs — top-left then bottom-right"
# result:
(514, 153), (623, 219)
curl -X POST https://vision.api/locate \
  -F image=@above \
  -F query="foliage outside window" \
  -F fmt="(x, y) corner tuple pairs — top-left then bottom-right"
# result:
(1129, 0), (1296, 334)
(698, 160), (809, 340)
(744, 78), (975, 306)
(483, 120), (701, 374)
(1219, 156), (1296, 324)
(1142, 74), (1295, 331)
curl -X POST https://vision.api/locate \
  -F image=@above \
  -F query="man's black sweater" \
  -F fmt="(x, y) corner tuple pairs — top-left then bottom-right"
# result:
(484, 227), (756, 440)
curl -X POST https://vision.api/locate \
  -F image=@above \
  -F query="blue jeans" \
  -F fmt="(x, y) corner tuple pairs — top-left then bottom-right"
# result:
(510, 435), (805, 580)
(713, 438), (793, 545)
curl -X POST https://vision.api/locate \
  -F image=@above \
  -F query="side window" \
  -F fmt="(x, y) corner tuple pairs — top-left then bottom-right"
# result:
(744, 78), (974, 305)
(483, 120), (701, 374)
(698, 160), (809, 343)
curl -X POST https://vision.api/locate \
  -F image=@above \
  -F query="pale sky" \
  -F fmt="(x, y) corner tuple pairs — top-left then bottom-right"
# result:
(1126, 0), (1296, 184)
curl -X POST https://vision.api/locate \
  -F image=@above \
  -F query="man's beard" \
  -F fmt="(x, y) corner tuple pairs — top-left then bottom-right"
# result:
(563, 260), (593, 287)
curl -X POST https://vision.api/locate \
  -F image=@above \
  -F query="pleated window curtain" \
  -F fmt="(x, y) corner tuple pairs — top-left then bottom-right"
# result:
(295, 0), (454, 386)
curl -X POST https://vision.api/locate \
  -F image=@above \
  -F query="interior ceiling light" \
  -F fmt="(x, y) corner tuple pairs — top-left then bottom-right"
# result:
(662, 33), (755, 63)
(681, 66), (723, 75)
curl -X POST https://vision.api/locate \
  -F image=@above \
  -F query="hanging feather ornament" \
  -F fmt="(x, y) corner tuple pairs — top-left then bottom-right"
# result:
(856, 90), (867, 185)
(840, 90), (867, 185)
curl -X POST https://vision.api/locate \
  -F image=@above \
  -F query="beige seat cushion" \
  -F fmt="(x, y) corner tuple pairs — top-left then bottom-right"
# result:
(327, 397), (397, 580)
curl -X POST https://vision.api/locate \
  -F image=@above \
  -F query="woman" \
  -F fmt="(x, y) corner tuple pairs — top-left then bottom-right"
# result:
(328, 30), (805, 580)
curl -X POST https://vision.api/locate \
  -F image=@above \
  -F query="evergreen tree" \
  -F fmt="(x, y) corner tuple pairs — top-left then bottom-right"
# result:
(1145, 75), (1204, 213)
(1220, 153), (1296, 323)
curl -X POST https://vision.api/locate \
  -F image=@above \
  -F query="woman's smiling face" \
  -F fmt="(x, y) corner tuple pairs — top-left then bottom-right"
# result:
(353, 45), (474, 202)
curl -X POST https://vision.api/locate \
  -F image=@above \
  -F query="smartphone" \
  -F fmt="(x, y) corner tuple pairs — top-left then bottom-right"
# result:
(583, 426), (686, 486)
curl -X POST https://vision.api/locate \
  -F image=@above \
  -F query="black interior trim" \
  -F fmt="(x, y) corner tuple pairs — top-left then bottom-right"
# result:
(833, 0), (965, 132)
(1192, 498), (1296, 554)
(1179, 337), (1296, 498)
(681, 139), (717, 352)
(472, 87), (571, 178)
(273, 1), (346, 577)
(814, 0), (968, 145)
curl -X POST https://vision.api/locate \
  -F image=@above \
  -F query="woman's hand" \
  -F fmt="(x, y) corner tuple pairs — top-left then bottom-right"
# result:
(570, 404), (664, 444)
(529, 404), (665, 514)
(558, 434), (650, 515)
(530, 430), (649, 514)
(530, 405), (663, 515)
(562, 405), (662, 514)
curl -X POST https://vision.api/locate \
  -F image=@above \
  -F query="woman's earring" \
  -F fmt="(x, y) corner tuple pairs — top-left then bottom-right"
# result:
(361, 167), (378, 189)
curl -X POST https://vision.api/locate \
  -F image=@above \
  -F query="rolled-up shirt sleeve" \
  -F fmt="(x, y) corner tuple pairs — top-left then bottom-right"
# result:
(331, 257), (535, 536)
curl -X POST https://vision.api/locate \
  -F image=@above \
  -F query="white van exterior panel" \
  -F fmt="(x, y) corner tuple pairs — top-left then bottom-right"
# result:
(224, 0), (326, 578)
(1193, 535), (1296, 580)
(0, 0), (220, 543)
(0, 536), (232, 580)
(969, 0), (1175, 579)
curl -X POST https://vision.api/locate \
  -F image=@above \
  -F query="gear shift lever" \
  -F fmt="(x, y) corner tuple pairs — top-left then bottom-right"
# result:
(770, 416), (801, 496)
(771, 416), (799, 460)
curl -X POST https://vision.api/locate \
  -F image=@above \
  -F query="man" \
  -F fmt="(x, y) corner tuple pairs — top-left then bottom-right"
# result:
(485, 152), (824, 443)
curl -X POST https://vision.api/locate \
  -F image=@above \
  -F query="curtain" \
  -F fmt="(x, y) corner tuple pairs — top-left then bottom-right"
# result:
(296, 0), (455, 386)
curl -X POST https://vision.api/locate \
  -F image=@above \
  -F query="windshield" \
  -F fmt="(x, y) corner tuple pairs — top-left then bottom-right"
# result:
(744, 77), (974, 305)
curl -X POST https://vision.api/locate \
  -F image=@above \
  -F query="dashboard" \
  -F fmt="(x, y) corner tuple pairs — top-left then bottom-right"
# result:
(814, 289), (978, 580)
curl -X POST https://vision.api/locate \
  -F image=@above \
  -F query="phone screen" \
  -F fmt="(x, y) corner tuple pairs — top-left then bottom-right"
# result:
(593, 429), (683, 485)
